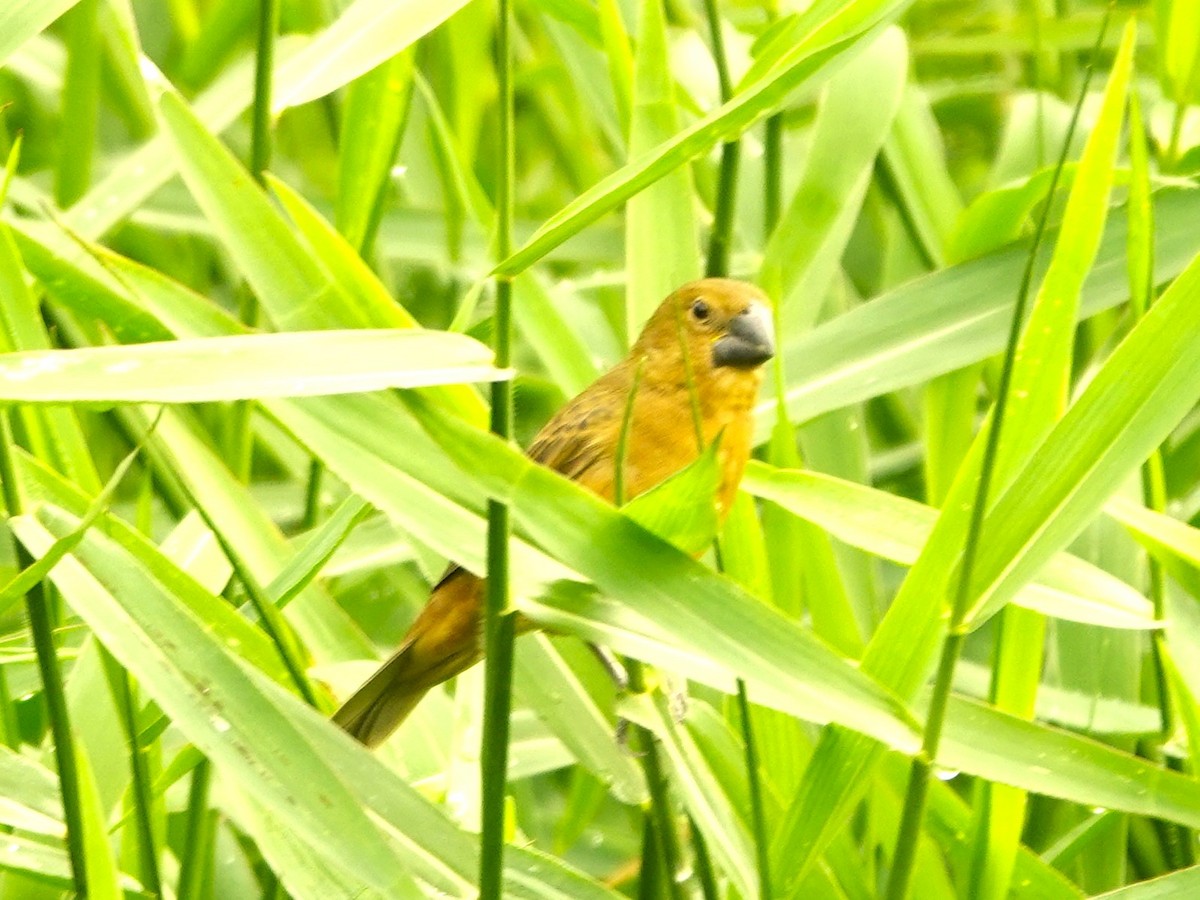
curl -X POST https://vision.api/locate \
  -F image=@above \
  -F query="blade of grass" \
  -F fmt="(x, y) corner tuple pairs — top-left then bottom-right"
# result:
(12, 506), (413, 895)
(760, 26), (906, 322)
(753, 187), (1200, 443)
(265, 495), (372, 609)
(1093, 865), (1200, 899)
(0, 330), (507, 404)
(596, 0), (633, 141)
(0, 1), (84, 66)
(73, 733), (122, 900)
(974, 37), (1136, 894)
(404, 392), (921, 750)
(889, 16), (1127, 897)
(741, 463), (1155, 630)
(120, 405), (373, 662)
(769, 13), (1122, 890)
(99, 652), (162, 897)
(55, 0), (100, 207)
(625, 0), (700, 345)
(625, 692), (757, 899)
(496, 0), (913, 276)
(0, 226), (101, 497)
(271, 0), (475, 111)
(411, 74), (598, 397)
(335, 50), (415, 257)
(512, 635), (647, 805)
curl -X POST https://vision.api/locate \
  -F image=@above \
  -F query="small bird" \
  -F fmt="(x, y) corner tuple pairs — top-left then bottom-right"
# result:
(334, 278), (775, 746)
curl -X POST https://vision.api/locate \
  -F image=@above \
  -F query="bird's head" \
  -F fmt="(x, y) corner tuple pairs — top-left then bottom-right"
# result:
(633, 278), (775, 380)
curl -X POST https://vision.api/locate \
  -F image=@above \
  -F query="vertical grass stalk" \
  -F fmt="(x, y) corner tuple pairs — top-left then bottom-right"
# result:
(884, 10), (1111, 897)
(177, 761), (214, 900)
(230, 0), (281, 488)
(1128, 84), (1193, 869)
(0, 671), (15, 749)
(703, 0), (740, 277)
(735, 679), (772, 899)
(0, 418), (89, 894)
(763, 115), (782, 239)
(250, 0), (280, 183)
(479, 0), (518, 895)
(690, 816), (720, 900)
(108, 657), (163, 896)
(627, 659), (686, 900)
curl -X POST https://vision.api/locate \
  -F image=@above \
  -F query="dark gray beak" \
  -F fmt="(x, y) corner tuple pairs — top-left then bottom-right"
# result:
(713, 302), (774, 369)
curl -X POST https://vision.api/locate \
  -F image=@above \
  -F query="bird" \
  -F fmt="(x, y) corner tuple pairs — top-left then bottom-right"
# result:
(333, 278), (775, 747)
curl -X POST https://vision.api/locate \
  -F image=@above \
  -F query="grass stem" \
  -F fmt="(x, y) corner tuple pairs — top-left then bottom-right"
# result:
(177, 761), (214, 900)
(625, 658), (686, 900)
(480, 0), (518, 894)
(737, 680), (773, 899)
(250, 0), (280, 184)
(703, 0), (739, 277)
(109, 656), (164, 896)
(0, 416), (89, 894)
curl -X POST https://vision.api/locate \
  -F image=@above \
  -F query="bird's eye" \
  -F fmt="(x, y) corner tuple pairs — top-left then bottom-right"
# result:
(691, 299), (710, 321)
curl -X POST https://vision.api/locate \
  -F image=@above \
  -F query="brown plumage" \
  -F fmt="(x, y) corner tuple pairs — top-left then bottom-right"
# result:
(334, 278), (775, 746)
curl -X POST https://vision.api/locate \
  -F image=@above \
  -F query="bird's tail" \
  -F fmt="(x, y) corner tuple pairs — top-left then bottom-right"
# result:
(333, 568), (484, 747)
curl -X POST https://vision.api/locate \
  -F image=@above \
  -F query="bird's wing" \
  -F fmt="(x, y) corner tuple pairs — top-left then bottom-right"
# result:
(524, 389), (621, 490)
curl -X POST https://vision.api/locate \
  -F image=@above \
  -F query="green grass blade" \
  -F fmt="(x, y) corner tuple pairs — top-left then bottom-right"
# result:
(54, 0), (101, 207)
(742, 463), (1154, 629)
(963, 244), (1200, 623)
(963, 25), (1134, 893)
(156, 91), (354, 331)
(939, 696), (1200, 831)
(0, 743), (65, 835)
(624, 0), (700, 344)
(627, 692), (758, 899)
(1093, 865), (1200, 899)
(0, 330), (507, 403)
(271, 0), (475, 111)
(513, 635), (647, 804)
(10, 506), (500, 896)
(125, 406), (373, 661)
(0, 223), (102, 494)
(405, 393), (921, 751)
(334, 50), (415, 255)
(754, 188), (1200, 442)
(760, 26), (906, 323)
(0, 1), (83, 67)
(991, 18), (1134, 482)
(879, 84), (963, 268)
(496, 1), (912, 276)
(73, 745), (122, 900)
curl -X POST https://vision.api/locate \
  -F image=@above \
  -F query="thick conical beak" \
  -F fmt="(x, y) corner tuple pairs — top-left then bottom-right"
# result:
(713, 301), (774, 369)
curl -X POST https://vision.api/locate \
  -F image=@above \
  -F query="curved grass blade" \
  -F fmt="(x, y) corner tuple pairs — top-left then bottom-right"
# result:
(0, 330), (507, 404)
(496, 1), (913, 276)
(742, 462), (1154, 629)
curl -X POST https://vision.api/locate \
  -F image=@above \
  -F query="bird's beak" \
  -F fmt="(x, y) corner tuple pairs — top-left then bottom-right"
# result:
(713, 301), (774, 369)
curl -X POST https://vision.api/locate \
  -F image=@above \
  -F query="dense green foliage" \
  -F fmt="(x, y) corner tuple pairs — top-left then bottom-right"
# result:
(2, 0), (1200, 897)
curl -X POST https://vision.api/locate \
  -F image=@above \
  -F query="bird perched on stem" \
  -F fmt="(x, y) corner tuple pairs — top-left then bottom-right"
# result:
(334, 278), (775, 747)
